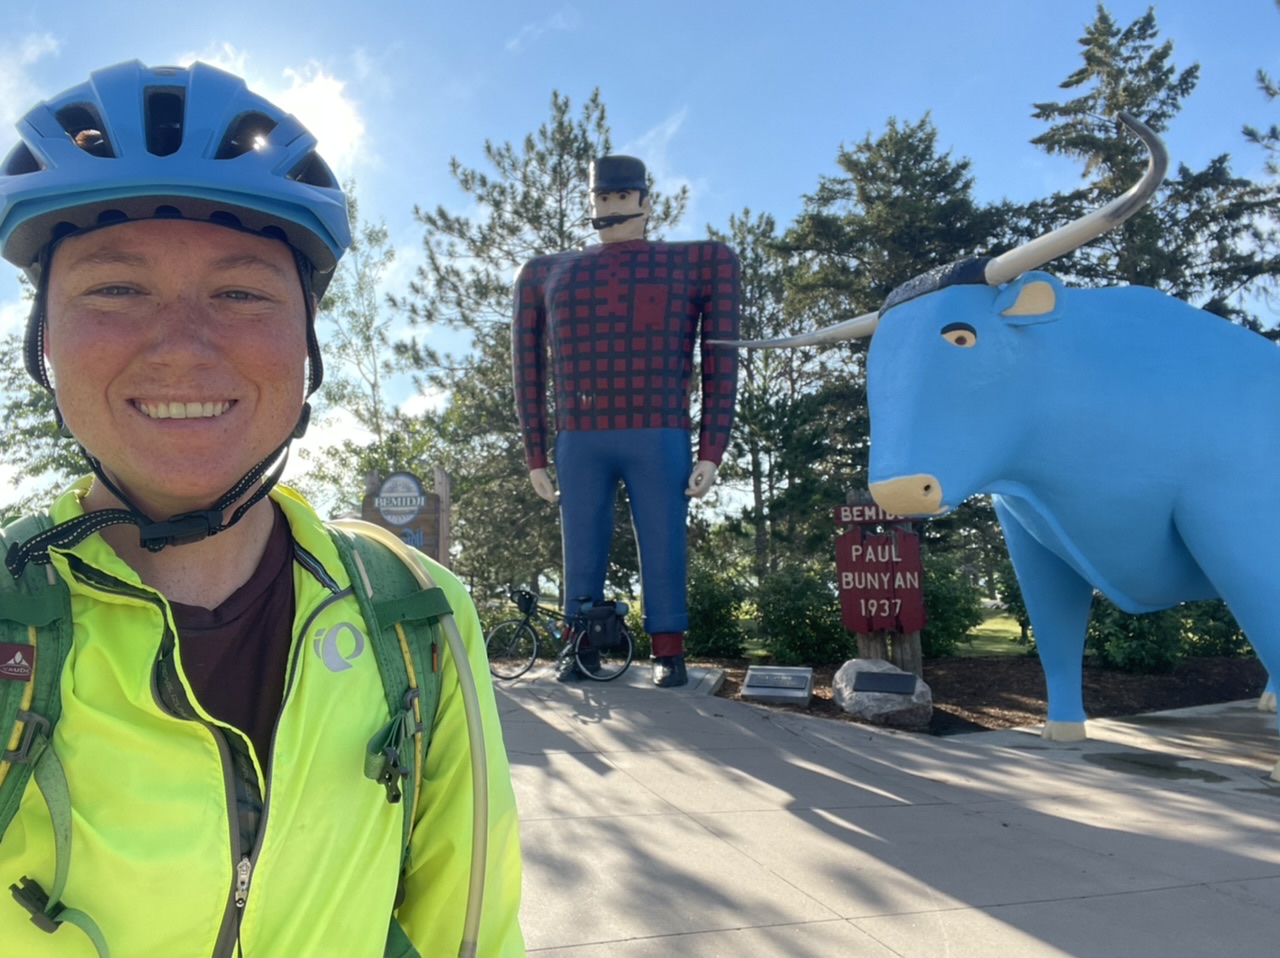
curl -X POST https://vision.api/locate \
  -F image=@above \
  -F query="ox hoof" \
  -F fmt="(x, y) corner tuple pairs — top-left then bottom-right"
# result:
(1258, 692), (1277, 713)
(1042, 720), (1087, 743)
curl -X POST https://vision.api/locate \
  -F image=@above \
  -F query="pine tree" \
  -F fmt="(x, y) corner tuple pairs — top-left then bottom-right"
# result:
(771, 114), (1011, 573)
(708, 209), (824, 582)
(785, 114), (1010, 324)
(1030, 4), (1280, 323)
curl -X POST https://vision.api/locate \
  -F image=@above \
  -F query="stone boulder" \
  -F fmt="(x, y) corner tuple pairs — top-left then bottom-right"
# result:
(832, 658), (932, 729)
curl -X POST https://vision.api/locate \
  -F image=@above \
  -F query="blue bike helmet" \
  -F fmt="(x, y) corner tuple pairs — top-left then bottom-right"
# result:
(0, 61), (353, 572)
(0, 59), (351, 395)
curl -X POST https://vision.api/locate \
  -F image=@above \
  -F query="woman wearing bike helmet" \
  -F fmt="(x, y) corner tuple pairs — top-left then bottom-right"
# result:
(0, 60), (523, 957)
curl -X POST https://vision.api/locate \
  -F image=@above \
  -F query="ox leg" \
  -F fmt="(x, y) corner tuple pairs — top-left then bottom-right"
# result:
(1260, 676), (1276, 714)
(1171, 512), (1280, 781)
(995, 503), (1094, 741)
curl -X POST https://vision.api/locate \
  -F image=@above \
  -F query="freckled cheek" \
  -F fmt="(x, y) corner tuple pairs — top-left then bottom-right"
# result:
(44, 317), (133, 395)
(239, 327), (309, 396)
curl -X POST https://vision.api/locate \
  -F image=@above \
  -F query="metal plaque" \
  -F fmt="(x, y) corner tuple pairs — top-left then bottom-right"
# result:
(851, 671), (918, 695)
(741, 666), (813, 706)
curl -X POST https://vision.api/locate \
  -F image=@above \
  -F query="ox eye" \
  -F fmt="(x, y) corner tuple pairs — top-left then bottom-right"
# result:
(941, 322), (977, 347)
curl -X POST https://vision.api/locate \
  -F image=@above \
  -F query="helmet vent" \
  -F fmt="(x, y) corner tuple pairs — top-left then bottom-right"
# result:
(51, 222), (81, 243)
(96, 210), (128, 226)
(216, 112), (278, 160)
(209, 210), (244, 230)
(2, 143), (42, 175)
(145, 90), (185, 157)
(55, 104), (114, 158)
(287, 152), (338, 189)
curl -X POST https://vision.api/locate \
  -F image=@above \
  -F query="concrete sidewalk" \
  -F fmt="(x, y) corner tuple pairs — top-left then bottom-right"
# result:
(497, 664), (1280, 957)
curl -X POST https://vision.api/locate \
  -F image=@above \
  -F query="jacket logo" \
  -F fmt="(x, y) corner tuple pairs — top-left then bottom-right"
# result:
(0, 643), (33, 681)
(313, 623), (366, 672)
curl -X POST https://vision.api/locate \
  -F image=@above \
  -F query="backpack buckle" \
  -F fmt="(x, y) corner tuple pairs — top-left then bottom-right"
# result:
(1, 710), (50, 765)
(10, 876), (61, 933)
(402, 688), (423, 735)
(376, 747), (407, 804)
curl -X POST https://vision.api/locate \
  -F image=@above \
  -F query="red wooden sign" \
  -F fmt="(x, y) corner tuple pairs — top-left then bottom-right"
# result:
(834, 522), (926, 634)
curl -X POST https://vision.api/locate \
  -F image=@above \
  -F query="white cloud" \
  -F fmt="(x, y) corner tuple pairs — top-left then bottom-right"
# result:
(276, 64), (366, 176)
(175, 41), (248, 79)
(622, 107), (705, 239)
(351, 47), (394, 100)
(0, 296), (28, 337)
(175, 44), (367, 177)
(626, 107), (688, 177)
(0, 33), (61, 128)
(400, 386), (446, 417)
(505, 8), (581, 53)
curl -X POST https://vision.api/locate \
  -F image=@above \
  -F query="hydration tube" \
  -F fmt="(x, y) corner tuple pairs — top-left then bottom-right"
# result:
(330, 519), (489, 958)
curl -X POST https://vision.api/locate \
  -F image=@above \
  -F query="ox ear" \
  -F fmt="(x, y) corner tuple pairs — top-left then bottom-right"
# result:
(994, 271), (1064, 327)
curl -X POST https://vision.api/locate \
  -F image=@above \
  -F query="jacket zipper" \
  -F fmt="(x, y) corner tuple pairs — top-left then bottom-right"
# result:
(234, 856), (253, 908)
(219, 588), (350, 954)
(63, 554), (355, 957)
(61, 558), (252, 957)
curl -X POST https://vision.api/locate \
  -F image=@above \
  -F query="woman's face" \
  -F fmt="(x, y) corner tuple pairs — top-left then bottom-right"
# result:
(44, 218), (308, 517)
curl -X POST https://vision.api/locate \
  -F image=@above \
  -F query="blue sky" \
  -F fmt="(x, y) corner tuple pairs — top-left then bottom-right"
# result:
(2, 1), (1276, 305)
(1, 0), (1277, 492)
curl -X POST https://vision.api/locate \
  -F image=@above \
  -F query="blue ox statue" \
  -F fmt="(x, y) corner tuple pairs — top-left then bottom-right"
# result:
(725, 114), (1279, 781)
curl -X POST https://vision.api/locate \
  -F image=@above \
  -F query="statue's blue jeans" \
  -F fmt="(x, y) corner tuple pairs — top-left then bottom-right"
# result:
(554, 428), (690, 635)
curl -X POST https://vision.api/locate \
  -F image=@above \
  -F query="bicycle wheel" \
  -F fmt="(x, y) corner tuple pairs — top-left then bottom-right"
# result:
(575, 624), (633, 681)
(486, 619), (538, 679)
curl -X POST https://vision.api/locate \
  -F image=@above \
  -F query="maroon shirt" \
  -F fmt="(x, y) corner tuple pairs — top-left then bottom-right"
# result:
(512, 238), (741, 470)
(171, 503), (295, 764)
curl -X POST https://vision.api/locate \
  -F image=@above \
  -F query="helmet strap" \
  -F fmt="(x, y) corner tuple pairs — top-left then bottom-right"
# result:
(24, 253), (53, 391)
(4, 419), (302, 579)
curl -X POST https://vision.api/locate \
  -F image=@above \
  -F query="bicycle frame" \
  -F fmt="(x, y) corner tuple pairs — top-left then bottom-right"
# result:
(486, 590), (634, 682)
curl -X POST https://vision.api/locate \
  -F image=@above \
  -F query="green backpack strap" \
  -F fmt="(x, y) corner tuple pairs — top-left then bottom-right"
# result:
(326, 526), (448, 843)
(327, 526), (450, 958)
(0, 514), (110, 958)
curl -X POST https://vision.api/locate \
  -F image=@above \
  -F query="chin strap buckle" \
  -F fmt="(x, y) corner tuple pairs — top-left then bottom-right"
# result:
(137, 510), (224, 551)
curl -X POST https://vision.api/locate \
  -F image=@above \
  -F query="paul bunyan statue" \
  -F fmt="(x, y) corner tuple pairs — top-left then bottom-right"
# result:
(512, 155), (740, 687)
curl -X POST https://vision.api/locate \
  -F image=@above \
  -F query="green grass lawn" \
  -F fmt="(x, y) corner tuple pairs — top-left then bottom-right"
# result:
(735, 609), (1029, 662)
(958, 611), (1028, 657)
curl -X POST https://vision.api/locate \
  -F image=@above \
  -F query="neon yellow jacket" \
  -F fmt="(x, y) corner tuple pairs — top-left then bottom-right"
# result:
(0, 481), (524, 956)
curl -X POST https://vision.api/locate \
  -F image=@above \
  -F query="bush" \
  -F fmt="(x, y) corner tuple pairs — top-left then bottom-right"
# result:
(623, 602), (652, 660)
(756, 565), (852, 666)
(1086, 596), (1182, 673)
(684, 556), (747, 658)
(920, 551), (982, 658)
(1180, 600), (1253, 658)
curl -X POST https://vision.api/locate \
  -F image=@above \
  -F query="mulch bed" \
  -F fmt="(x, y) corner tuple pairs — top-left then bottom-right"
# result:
(702, 655), (1269, 735)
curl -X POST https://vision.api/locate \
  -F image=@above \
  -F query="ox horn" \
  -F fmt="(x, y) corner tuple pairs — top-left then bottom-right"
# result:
(983, 111), (1168, 285)
(711, 309), (880, 349)
(711, 112), (1168, 351)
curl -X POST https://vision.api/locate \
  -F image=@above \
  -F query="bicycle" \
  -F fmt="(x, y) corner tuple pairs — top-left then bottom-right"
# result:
(486, 589), (634, 681)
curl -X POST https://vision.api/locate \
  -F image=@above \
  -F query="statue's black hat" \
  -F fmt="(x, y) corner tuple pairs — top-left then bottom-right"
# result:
(589, 155), (647, 193)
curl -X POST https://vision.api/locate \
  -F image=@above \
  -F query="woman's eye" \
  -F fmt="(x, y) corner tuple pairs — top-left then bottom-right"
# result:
(220, 289), (261, 302)
(941, 322), (977, 347)
(91, 285), (137, 296)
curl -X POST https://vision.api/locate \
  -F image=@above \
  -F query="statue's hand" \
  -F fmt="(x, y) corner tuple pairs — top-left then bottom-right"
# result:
(530, 468), (558, 503)
(686, 460), (719, 498)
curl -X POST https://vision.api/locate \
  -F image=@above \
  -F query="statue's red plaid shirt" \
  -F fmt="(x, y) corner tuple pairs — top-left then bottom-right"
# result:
(512, 238), (740, 470)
